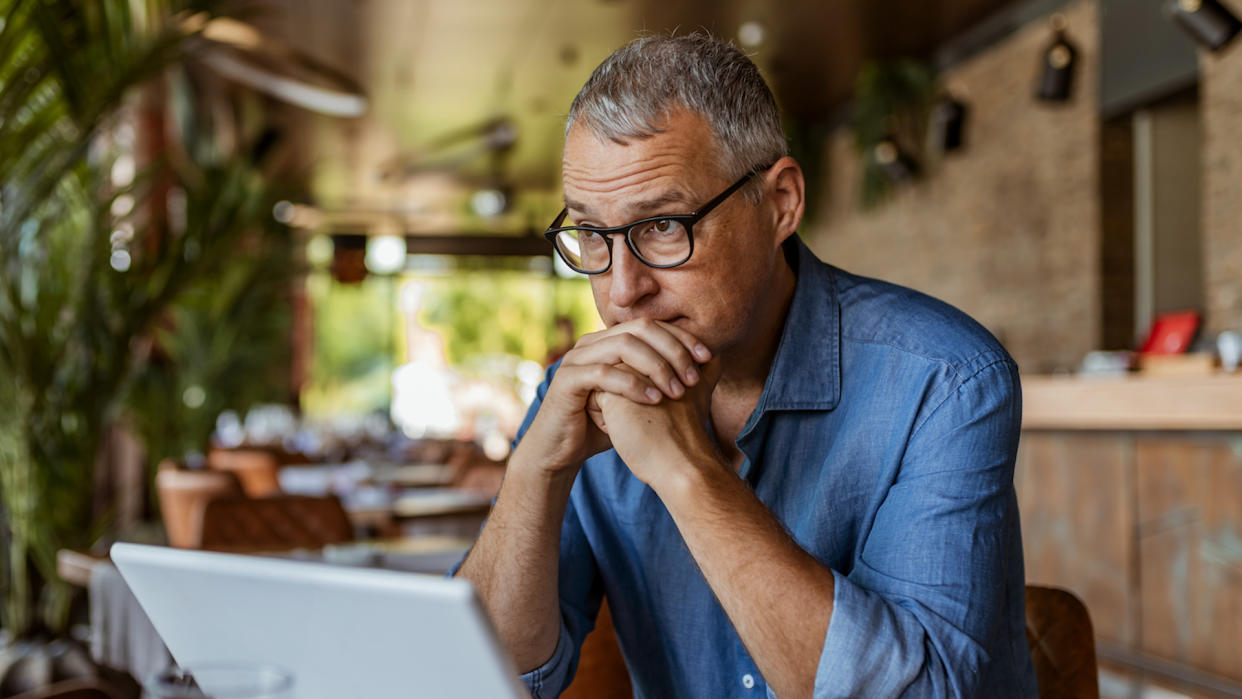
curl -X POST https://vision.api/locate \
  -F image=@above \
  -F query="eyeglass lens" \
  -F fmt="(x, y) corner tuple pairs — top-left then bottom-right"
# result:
(554, 218), (691, 272)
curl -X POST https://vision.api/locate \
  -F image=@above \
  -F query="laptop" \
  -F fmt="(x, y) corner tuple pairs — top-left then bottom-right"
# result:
(110, 542), (529, 698)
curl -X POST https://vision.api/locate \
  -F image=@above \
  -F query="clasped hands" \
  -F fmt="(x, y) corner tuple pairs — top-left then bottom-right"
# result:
(520, 318), (724, 490)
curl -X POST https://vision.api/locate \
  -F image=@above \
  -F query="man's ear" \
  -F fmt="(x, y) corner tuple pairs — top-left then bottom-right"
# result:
(764, 156), (805, 245)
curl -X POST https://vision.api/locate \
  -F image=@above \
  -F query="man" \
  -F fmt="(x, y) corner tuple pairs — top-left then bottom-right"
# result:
(456, 34), (1038, 698)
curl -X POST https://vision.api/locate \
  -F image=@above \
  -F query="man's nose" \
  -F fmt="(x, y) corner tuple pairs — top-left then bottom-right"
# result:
(607, 237), (659, 308)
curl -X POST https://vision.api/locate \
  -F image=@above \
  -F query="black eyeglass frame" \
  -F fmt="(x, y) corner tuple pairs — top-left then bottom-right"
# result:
(544, 163), (773, 275)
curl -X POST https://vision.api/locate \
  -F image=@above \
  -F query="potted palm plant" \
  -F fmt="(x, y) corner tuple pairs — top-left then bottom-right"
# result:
(0, 0), (301, 692)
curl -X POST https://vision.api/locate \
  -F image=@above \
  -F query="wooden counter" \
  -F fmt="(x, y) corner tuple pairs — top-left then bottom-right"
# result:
(1021, 372), (1242, 430)
(1016, 374), (1242, 694)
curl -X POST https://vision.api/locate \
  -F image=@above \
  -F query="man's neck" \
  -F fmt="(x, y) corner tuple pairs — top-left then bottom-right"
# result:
(710, 253), (797, 456)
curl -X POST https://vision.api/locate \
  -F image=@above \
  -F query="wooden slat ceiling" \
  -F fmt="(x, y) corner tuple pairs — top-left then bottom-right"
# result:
(261, 0), (1017, 227)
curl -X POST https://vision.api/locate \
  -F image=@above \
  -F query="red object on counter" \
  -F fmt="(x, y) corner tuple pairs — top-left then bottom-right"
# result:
(1139, 310), (1201, 355)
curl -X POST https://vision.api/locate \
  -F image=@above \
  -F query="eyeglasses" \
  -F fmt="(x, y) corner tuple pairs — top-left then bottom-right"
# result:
(544, 164), (771, 275)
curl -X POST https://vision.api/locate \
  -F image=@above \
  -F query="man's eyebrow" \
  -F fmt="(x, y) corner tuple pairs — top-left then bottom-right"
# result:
(563, 197), (594, 219)
(563, 190), (694, 222)
(631, 191), (693, 214)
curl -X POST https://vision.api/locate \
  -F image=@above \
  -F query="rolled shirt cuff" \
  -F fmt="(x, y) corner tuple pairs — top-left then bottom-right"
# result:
(520, 621), (575, 699)
(815, 569), (948, 698)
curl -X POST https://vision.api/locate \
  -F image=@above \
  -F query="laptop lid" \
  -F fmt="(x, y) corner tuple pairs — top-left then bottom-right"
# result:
(110, 542), (528, 699)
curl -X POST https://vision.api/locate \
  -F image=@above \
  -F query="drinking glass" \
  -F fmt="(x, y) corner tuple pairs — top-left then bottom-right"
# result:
(145, 664), (294, 699)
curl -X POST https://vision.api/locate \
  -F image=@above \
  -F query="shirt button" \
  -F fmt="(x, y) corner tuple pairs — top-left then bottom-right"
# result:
(742, 673), (755, 689)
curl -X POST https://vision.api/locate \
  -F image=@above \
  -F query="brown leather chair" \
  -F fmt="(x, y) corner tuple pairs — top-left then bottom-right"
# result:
(155, 461), (244, 549)
(561, 600), (632, 699)
(568, 586), (1099, 698)
(10, 677), (129, 699)
(205, 448), (283, 497)
(1025, 584), (1098, 699)
(198, 494), (354, 552)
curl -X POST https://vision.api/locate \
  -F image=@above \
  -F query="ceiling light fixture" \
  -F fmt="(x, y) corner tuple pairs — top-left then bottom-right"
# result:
(1167, 0), (1241, 50)
(929, 91), (969, 153)
(873, 135), (920, 182)
(1036, 14), (1078, 102)
(180, 13), (368, 118)
(738, 21), (767, 49)
(470, 189), (508, 218)
(365, 234), (407, 276)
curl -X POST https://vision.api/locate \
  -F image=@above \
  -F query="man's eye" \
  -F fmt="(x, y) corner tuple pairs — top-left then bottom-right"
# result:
(654, 219), (672, 232)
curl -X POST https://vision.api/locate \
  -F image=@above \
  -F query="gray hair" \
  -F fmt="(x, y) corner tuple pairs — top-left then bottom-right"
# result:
(565, 33), (788, 203)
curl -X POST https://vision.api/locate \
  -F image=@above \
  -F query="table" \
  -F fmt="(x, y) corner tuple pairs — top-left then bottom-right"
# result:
(277, 460), (455, 494)
(276, 461), (491, 537)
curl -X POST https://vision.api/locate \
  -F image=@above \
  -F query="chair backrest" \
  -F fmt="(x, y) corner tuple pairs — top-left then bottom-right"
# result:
(155, 461), (245, 549)
(198, 494), (354, 552)
(568, 586), (1100, 698)
(205, 448), (283, 497)
(10, 677), (123, 699)
(561, 600), (632, 699)
(1025, 584), (1099, 699)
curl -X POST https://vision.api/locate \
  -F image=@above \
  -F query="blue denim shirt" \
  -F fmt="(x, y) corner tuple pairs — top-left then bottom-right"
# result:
(502, 236), (1037, 698)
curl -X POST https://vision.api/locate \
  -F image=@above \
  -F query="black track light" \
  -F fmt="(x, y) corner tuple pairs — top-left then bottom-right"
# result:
(1167, 0), (1241, 51)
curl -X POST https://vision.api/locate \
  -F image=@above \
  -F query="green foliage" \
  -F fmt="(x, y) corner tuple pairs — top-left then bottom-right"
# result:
(0, 0), (289, 639)
(302, 267), (599, 418)
(124, 183), (296, 467)
(301, 274), (397, 415)
(421, 272), (598, 367)
(424, 273), (542, 363)
(849, 59), (938, 210)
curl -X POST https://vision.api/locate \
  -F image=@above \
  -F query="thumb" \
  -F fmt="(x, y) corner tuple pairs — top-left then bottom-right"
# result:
(587, 390), (609, 435)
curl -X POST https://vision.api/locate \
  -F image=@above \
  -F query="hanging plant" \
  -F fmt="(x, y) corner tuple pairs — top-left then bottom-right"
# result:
(848, 59), (938, 210)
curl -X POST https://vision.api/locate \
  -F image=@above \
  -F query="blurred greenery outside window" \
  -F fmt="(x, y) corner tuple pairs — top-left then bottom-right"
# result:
(301, 254), (601, 433)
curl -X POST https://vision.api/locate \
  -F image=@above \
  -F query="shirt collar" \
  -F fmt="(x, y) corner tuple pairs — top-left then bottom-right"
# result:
(752, 234), (841, 413)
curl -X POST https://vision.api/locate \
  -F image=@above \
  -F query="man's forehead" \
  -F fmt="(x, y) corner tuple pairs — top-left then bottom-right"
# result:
(563, 111), (715, 170)
(560, 128), (720, 218)
(562, 187), (694, 220)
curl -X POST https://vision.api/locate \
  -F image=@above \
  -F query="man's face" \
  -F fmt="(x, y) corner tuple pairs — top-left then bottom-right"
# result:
(561, 109), (784, 355)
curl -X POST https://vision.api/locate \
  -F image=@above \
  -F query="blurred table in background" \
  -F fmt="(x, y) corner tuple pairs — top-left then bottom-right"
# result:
(277, 461), (492, 538)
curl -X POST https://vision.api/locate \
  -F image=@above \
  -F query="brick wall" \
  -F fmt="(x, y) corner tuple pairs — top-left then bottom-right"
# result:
(805, 0), (1242, 368)
(804, 0), (1102, 373)
(1200, 0), (1242, 336)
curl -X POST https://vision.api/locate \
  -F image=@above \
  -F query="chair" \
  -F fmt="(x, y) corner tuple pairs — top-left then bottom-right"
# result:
(10, 677), (131, 699)
(197, 494), (354, 552)
(561, 600), (633, 699)
(155, 461), (244, 549)
(205, 448), (283, 497)
(567, 586), (1099, 699)
(1025, 584), (1099, 699)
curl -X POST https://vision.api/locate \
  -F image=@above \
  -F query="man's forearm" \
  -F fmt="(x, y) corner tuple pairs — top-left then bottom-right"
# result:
(656, 459), (834, 699)
(456, 450), (577, 672)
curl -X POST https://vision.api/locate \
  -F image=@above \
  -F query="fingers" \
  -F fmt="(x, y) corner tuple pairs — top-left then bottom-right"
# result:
(563, 333), (689, 398)
(586, 392), (609, 436)
(552, 363), (663, 408)
(651, 320), (712, 365)
(568, 319), (711, 397)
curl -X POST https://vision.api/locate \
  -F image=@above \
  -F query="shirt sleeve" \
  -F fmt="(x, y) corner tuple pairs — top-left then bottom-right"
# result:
(814, 358), (1034, 698)
(518, 492), (602, 698)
